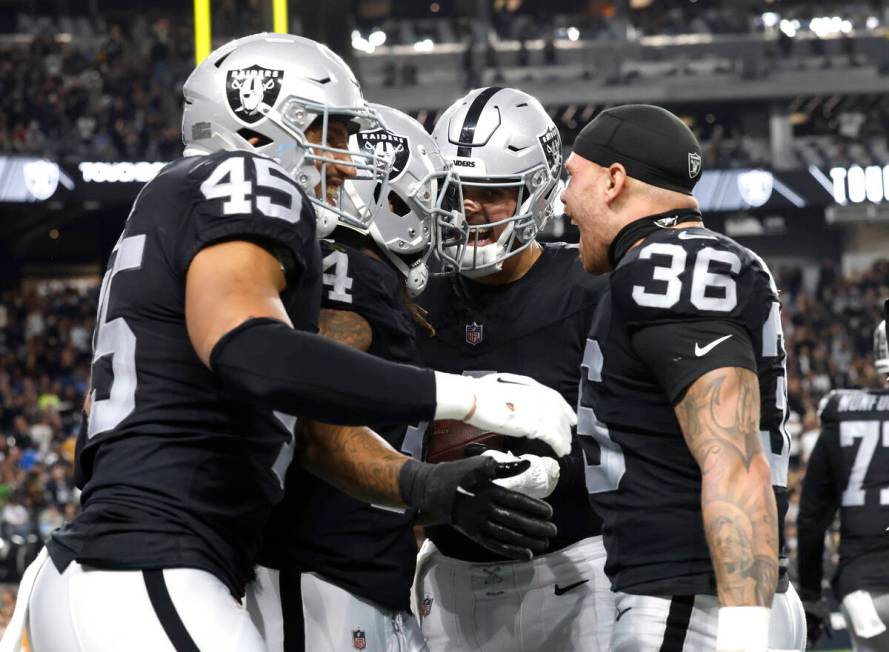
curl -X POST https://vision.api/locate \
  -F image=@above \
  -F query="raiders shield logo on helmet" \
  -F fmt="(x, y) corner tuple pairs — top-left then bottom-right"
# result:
(226, 65), (283, 124)
(688, 152), (702, 179)
(352, 629), (367, 650)
(420, 596), (434, 617)
(465, 322), (484, 346)
(538, 126), (563, 176)
(357, 129), (410, 180)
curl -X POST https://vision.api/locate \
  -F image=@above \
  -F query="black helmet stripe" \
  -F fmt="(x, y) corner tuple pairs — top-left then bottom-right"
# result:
(456, 86), (502, 158)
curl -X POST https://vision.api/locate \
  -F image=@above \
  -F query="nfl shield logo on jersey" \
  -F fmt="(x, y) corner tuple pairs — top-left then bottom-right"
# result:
(352, 629), (367, 650)
(465, 322), (484, 346)
(420, 596), (434, 617)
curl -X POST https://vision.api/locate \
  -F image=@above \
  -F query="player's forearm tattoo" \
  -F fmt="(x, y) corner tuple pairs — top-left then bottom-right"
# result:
(675, 367), (779, 607)
(301, 309), (403, 504)
(319, 308), (373, 351)
(299, 421), (407, 507)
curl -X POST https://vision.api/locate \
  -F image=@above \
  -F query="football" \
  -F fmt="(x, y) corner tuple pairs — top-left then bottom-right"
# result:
(425, 420), (507, 463)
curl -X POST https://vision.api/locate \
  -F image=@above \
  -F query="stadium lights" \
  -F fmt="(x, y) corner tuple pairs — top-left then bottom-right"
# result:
(413, 38), (434, 52)
(867, 16), (879, 30)
(809, 16), (853, 38)
(761, 12), (780, 29)
(779, 19), (799, 38)
(351, 30), (376, 54)
(368, 30), (387, 47)
(566, 27), (580, 42)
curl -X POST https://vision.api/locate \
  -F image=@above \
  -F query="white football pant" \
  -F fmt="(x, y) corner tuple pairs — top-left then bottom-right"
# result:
(841, 590), (889, 652)
(414, 536), (613, 652)
(609, 581), (807, 651)
(247, 566), (427, 652)
(22, 552), (265, 652)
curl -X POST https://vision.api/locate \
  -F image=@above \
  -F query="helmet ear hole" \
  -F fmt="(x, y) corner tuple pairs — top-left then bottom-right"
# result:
(388, 191), (411, 217)
(236, 128), (272, 147)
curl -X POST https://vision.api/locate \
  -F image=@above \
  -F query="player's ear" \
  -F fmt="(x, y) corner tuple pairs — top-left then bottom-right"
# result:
(605, 162), (628, 201)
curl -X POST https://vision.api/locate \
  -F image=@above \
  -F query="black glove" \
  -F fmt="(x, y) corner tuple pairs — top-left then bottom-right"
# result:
(801, 595), (831, 648)
(399, 456), (556, 560)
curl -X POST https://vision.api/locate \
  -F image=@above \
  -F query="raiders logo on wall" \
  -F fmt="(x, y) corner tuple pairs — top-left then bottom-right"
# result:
(356, 129), (410, 180)
(226, 65), (283, 124)
(538, 126), (562, 176)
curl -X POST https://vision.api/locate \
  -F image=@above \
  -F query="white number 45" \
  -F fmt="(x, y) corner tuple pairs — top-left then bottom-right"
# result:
(200, 156), (302, 224)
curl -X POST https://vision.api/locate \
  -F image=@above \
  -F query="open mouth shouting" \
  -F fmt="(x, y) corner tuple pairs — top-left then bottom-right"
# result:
(471, 224), (497, 247)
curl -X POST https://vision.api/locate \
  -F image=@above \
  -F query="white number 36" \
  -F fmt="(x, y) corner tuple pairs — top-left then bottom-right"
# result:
(631, 243), (741, 312)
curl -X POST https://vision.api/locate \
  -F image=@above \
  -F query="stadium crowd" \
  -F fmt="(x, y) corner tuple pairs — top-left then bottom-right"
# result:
(0, 19), (192, 161)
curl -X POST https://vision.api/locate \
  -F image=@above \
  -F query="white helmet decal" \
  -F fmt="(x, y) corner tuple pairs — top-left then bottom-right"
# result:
(356, 129), (410, 180)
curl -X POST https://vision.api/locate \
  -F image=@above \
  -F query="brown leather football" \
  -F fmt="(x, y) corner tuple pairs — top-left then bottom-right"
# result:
(425, 420), (506, 463)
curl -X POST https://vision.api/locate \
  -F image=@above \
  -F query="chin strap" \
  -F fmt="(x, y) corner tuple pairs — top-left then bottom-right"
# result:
(607, 208), (703, 269)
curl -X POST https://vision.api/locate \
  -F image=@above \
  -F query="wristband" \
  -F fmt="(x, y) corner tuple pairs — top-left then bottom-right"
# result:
(716, 606), (770, 651)
(432, 371), (476, 421)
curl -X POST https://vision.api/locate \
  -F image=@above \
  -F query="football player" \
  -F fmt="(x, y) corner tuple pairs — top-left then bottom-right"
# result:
(561, 104), (806, 651)
(9, 35), (576, 652)
(413, 87), (614, 652)
(797, 301), (889, 652)
(246, 105), (456, 652)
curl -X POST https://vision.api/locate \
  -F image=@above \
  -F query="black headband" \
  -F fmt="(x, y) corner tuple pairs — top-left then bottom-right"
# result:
(573, 105), (704, 196)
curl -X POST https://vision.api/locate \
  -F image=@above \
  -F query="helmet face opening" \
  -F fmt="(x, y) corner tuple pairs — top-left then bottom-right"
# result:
(274, 99), (393, 233)
(436, 167), (553, 277)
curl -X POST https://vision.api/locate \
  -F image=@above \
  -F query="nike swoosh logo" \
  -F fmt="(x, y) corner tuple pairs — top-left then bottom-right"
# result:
(677, 230), (717, 240)
(553, 579), (589, 596)
(456, 486), (476, 497)
(694, 334), (733, 357)
(616, 606), (632, 622)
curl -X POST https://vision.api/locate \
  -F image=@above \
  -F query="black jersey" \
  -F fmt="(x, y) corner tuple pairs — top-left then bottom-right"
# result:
(416, 243), (607, 562)
(580, 224), (790, 596)
(798, 388), (889, 600)
(259, 241), (420, 614)
(46, 150), (320, 598)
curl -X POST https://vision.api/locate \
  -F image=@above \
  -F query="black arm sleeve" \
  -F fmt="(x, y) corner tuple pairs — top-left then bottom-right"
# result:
(796, 430), (839, 599)
(210, 318), (436, 425)
(630, 319), (757, 404)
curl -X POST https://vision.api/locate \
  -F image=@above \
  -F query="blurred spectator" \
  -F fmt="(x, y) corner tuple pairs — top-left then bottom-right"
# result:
(0, 17), (193, 161)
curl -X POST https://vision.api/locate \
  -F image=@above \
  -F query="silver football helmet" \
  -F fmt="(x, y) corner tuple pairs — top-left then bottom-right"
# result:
(181, 32), (392, 233)
(339, 104), (463, 296)
(431, 87), (563, 277)
(876, 299), (889, 376)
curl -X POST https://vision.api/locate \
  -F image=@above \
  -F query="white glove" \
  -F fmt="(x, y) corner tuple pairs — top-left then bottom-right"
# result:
(433, 371), (576, 457)
(715, 606), (770, 652)
(482, 449), (560, 498)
